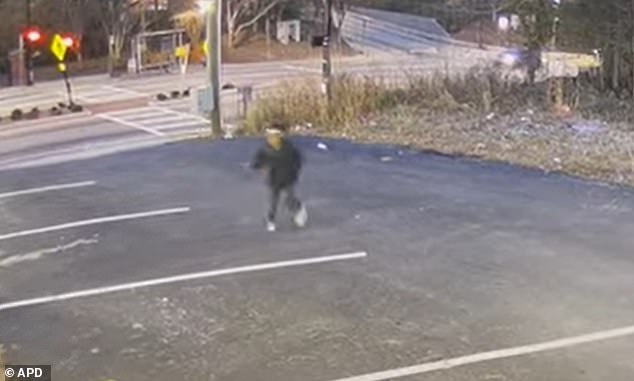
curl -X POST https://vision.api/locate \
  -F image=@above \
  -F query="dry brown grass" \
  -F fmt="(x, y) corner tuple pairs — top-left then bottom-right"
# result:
(243, 69), (634, 187)
(1, 344), (5, 381)
(347, 107), (634, 187)
(243, 75), (391, 133)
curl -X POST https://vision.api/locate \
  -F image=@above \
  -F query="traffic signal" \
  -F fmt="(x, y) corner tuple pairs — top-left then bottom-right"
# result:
(59, 33), (79, 51)
(22, 27), (42, 44)
(61, 36), (74, 48)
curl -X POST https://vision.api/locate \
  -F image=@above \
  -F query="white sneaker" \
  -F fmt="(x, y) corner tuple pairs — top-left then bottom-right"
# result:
(293, 205), (308, 228)
(266, 220), (277, 232)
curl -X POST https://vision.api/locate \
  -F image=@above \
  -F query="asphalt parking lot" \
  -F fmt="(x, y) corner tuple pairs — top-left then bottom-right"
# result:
(0, 137), (633, 381)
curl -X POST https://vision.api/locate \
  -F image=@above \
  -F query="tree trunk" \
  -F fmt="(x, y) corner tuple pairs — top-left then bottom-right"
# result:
(265, 15), (271, 59)
(477, 18), (483, 48)
(226, 1), (236, 49)
(227, 6), (235, 49)
(612, 22), (622, 91)
(107, 35), (114, 77)
(76, 35), (84, 68)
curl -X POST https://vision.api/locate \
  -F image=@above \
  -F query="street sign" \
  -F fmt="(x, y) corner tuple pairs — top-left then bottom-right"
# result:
(174, 45), (189, 58)
(196, 0), (215, 14)
(50, 34), (67, 61)
(202, 40), (209, 56)
(175, 44), (191, 75)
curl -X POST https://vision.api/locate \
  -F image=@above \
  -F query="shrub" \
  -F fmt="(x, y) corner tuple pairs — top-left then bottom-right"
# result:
(25, 107), (40, 120)
(243, 75), (394, 134)
(243, 69), (533, 134)
(10, 109), (23, 121)
(242, 67), (628, 136)
(69, 104), (84, 113)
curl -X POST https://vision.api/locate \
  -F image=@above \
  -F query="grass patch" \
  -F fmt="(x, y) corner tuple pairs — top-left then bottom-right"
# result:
(243, 67), (634, 187)
(1, 344), (5, 376)
(243, 75), (394, 134)
(243, 66), (552, 132)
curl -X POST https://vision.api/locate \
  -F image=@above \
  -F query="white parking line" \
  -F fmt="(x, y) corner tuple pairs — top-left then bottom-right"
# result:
(97, 114), (166, 137)
(0, 207), (190, 241)
(0, 181), (96, 200)
(326, 325), (634, 381)
(0, 251), (367, 312)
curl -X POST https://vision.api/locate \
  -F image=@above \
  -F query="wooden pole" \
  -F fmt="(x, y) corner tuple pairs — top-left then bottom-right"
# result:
(207, 0), (223, 136)
(322, 0), (333, 100)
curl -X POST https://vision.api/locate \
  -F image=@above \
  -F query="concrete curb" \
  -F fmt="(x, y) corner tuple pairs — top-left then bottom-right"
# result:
(0, 111), (94, 131)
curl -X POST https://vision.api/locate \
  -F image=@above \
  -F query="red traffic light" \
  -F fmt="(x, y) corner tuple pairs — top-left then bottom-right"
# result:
(61, 36), (74, 48)
(24, 28), (42, 43)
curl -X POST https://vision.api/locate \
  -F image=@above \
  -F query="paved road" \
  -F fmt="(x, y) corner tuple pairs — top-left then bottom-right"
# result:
(0, 51), (472, 171)
(0, 137), (633, 381)
(0, 55), (456, 116)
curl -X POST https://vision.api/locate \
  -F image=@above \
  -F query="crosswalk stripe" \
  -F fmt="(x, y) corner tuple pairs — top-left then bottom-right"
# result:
(101, 107), (157, 118)
(124, 112), (188, 123)
(126, 114), (195, 125)
(102, 85), (146, 96)
(97, 114), (166, 137)
(96, 104), (208, 136)
(155, 120), (205, 131)
(150, 106), (209, 123)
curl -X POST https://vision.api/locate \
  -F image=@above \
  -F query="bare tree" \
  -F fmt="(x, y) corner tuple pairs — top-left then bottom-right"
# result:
(173, 10), (204, 61)
(62, 0), (97, 64)
(225, 0), (283, 49)
(98, 0), (141, 76)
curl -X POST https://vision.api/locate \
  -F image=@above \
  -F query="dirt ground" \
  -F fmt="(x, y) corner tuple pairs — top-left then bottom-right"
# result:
(298, 106), (634, 188)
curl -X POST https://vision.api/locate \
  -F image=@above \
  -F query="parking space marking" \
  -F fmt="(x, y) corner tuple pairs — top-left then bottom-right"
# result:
(0, 237), (99, 268)
(0, 207), (190, 242)
(0, 251), (367, 312)
(0, 181), (96, 200)
(326, 325), (634, 381)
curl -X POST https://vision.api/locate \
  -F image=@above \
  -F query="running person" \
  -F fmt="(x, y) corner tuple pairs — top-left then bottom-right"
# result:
(251, 125), (307, 232)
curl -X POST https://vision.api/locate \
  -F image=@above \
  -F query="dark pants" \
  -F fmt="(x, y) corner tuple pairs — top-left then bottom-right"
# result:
(268, 185), (301, 222)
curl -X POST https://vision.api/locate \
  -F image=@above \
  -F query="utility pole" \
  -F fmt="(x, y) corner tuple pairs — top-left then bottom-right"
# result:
(550, 0), (563, 109)
(322, 0), (333, 100)
(207, 0), (223, 137)
(140, 1), (146, 35)
(631, 0), (634, 101)
(25, 0), (33, 86)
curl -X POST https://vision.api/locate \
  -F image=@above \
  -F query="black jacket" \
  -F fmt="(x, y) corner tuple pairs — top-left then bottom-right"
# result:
(251, 138), (303, 189)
